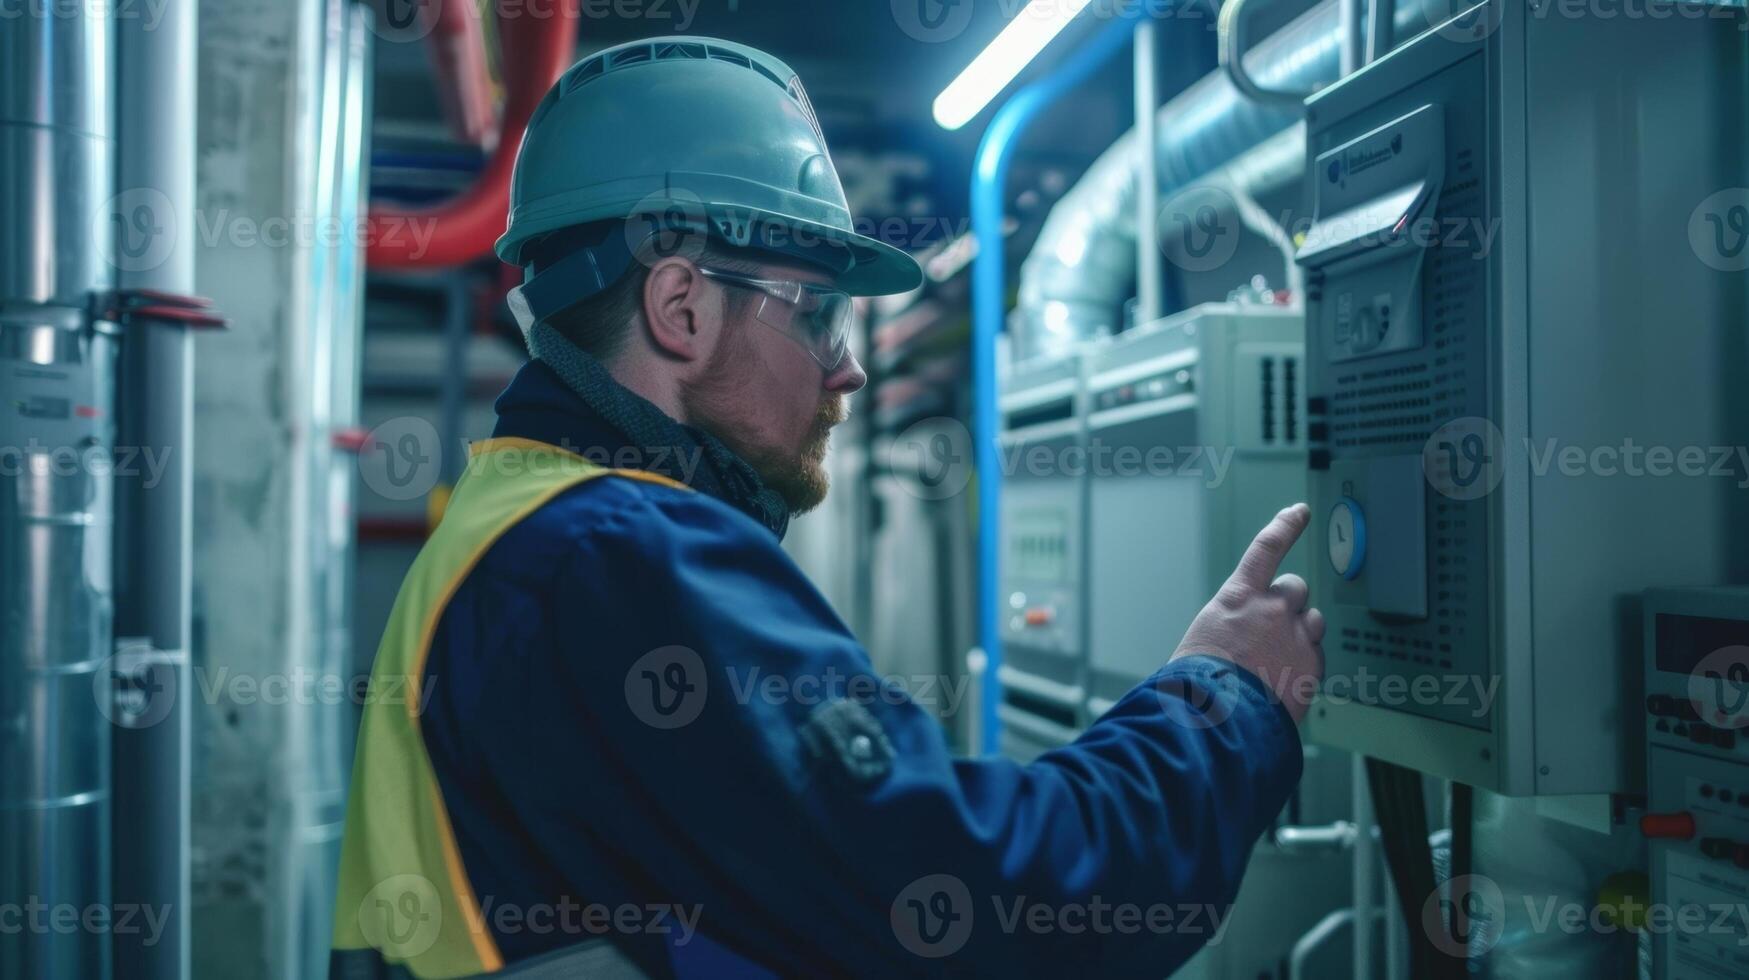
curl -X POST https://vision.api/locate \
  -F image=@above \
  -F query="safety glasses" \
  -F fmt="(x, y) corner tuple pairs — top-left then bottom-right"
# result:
(696, 267), (855, 370)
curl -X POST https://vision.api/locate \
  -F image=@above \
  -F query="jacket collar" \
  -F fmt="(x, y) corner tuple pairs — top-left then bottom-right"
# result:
(492, 349), (791, 540)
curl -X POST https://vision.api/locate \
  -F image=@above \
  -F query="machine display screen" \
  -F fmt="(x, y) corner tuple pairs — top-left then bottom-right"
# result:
(1656, 613), (1749, 675)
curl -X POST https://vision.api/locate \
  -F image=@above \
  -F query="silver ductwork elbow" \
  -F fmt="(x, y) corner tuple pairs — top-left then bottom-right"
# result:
(1015, 0), (1449, 360)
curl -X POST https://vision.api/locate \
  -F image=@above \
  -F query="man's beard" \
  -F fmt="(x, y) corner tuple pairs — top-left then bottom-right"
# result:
(679, 329), (847, 516)
(728, 396), (844, 516)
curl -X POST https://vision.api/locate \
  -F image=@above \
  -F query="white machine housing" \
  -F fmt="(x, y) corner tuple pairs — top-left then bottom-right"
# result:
(1083, 302), (1309, 714)
(1298, 0), (1749, 794)
(996, 352), (1089, 761)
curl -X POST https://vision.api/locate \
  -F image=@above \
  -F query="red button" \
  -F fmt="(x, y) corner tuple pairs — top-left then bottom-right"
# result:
(1024, 608), (1054, 627)
(1640, 812), (1697, 841)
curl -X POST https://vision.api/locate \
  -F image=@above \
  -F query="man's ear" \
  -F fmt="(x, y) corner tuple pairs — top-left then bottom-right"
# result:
(641, 257), (713, 362)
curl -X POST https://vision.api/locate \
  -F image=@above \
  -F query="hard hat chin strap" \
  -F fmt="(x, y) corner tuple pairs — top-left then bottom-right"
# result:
(507, 222), (639, 340)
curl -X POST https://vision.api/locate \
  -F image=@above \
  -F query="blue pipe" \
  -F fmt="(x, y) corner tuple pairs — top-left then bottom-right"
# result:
(970, 13), (1144, 755)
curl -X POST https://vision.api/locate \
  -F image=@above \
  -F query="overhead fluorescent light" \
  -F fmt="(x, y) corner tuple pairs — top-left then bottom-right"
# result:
(932, 0), (1096, 131)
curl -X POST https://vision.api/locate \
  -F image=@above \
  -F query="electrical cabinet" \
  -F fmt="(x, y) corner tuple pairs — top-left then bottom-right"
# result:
(1643, 588), (1749, 980)
(1083, 302), (1307, 714)
(1298, 0), (1749, 794)
(996, 353), (1088, 761)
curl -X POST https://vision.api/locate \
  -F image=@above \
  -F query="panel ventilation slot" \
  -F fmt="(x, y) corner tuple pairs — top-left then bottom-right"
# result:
(1330, 362), (1435, 448)
(1260, 357), (1277, 444)
(563, 41), (792, 99)
(1283, 356), (1299, 444)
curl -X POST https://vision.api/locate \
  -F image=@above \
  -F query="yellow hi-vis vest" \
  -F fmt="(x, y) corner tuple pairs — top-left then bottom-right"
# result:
(332, 437), (687, 978)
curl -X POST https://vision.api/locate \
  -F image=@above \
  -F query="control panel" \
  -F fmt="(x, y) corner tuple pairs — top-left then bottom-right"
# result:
(1645, 589), (1749, 980)
(1298, 1), (1749, 794)
(996, 353), (1087, 761)
(1082, 302), (1306, 717)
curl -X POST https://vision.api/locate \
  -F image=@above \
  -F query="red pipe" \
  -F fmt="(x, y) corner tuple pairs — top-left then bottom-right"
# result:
(427, 0), (498, 148)
(367, 0), (579, 268)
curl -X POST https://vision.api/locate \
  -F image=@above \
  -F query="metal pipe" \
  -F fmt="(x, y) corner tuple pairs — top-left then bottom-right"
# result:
(110, 1), (199, 977)
(1367, 0), (1396, 63)
(366, 0), (580, 268)
(1341, 0), (1365, 75)
(1016, 0), (1449, 355)
(970, 13), (1140, 753)
(1274, 820), (1359, 852)
(1219, 0), (1320, 109)
(1133, 18), (1163, 324)
(0, 6), (116, 979)
(1292, 908), (1386, 980)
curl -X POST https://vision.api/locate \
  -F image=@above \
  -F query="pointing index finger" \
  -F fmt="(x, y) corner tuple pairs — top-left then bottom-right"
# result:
(1228, 503), (1311, 593)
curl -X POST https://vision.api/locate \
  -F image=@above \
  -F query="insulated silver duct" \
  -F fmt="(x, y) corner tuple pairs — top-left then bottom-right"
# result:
(1014, 0), (1451, 358)
(0, 7), (117, 979)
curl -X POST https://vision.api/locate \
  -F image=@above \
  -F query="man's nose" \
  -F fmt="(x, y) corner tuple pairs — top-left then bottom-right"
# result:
(825, 350), (868, 395)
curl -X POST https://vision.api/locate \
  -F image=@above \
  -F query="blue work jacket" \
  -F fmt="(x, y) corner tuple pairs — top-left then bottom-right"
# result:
(416, 359), (1304, 978)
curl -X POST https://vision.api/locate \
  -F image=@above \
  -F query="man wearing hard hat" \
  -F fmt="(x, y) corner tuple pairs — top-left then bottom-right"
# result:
(333, 36), (1324, 979)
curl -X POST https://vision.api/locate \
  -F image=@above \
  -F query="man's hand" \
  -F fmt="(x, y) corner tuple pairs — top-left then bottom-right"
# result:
(1169, 503), (1325, 724)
